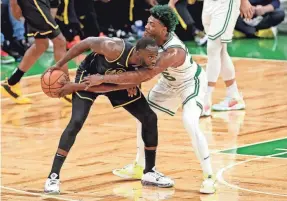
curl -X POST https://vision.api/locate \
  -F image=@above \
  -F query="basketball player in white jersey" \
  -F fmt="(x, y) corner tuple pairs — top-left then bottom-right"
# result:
(201, 0), (254, 115)
(83, 5), (215, 193)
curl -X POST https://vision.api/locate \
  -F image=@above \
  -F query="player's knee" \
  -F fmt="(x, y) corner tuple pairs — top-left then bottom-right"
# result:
(140, 111), (158, 147)
(68, 117), (85, 135)
(143, 110), (157, 126)
(207, 39), (221, 55)
(52, 34), (66, 50)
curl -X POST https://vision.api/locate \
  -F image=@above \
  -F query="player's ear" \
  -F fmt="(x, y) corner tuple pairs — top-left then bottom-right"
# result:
(135, 50), (141, 58)
(161, 27), (167, 36)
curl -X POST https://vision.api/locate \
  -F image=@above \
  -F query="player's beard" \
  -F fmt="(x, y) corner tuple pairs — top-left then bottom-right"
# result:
(140, 59), (148, 68)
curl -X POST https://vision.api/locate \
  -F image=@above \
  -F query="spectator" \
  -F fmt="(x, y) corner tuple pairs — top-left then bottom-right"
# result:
(1, 0), (29, 58)
(235, 0), (285, 38)
(1, 32), (15, 64)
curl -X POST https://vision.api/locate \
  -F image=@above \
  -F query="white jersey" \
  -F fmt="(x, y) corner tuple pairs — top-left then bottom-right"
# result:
(158, 32), (200, 89)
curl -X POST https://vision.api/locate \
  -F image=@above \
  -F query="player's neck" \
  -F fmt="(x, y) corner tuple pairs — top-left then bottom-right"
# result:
(156, 33), (171, 46)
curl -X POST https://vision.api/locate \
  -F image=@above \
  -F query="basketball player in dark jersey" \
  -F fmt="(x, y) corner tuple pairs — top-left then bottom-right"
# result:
(44, 36), (174, 194)
(1, 0), (71, 105)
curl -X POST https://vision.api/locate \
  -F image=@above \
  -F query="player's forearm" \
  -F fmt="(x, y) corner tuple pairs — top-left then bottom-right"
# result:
(89, 84), (137, 92)
(72, 83), (136, 93)
(102, 69), (156, 85)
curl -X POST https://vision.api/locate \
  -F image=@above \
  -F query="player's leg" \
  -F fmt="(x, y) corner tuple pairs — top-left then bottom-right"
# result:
(182, 99), (215, 193)
(1, 37), (49, 104)
(50, 33), (73, 105)
(112, 118), (145, 179)
(212, 0), (245, 111)
(113, 84), (178, 181)
(44, 93), (94, 194)
(181, 70), (215, 193)
(203, 37), (223, 116)
(121, 94), (174, 187)
(201, 0), (222, 116)
(1, 0), (65, 104)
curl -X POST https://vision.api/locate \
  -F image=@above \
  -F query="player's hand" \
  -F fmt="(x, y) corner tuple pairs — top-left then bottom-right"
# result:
(47, 64), (62, 73)
(82, 74), (104, 88)
(42, 65), (70, 82)
(240, 0), (254, 19)
(127, 87), (137, 97)
(56, 82), (76, 97)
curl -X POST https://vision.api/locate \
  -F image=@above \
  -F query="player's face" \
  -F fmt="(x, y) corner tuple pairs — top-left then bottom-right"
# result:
(144, 16), (167, 40)
(137, 46), (158, 68)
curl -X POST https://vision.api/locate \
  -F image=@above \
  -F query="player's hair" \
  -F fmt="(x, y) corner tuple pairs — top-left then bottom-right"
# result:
(135, 37), (157, 51)
(150, 5), (178, 32)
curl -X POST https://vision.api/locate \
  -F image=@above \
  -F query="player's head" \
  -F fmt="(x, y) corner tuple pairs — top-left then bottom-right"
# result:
(144, 5), (178, 40)
(135, 37), (158, 68)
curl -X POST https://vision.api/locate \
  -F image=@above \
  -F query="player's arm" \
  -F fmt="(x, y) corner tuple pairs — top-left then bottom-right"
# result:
(57, 82), (137, 97)
(83, 48), (185, 86)
(54, 37), (122, 69)
(10, 0), (22, 20)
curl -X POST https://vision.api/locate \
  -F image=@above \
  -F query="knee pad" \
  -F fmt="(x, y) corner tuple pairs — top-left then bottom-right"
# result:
(141, 111), (158, 147)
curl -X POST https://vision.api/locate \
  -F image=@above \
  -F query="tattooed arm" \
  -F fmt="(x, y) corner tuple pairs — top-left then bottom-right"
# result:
(57, 82), (137, 97)
(83, 47), (186, 86)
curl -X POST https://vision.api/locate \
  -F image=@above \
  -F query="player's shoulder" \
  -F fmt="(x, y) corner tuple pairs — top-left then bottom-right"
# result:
(102, 37), (125, 52)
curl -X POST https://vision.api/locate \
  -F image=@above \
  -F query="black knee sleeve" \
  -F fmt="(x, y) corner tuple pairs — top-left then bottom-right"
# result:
(58, 116), (85, 152)
(141, 110), (158, 147)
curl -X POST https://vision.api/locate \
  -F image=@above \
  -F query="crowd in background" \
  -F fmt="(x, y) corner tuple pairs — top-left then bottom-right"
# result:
(1, 0), (286, 64)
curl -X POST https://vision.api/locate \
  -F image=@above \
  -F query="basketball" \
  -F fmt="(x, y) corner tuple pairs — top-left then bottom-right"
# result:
(41, 69), (68, 98)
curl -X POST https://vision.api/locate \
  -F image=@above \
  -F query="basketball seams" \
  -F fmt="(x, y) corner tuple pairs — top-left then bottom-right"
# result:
(41, 70), (67, 98)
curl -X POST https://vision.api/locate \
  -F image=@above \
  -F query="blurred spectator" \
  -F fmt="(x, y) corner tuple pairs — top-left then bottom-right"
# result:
(75, 0), (107, 39)
(1, 32), (15, 64)
(235, 0), (285, 38)
(1, 0), (29, 60)
(55, 0), (82, 49)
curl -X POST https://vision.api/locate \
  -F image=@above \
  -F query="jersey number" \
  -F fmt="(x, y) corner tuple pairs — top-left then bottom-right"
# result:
(162, 71), (176, 81)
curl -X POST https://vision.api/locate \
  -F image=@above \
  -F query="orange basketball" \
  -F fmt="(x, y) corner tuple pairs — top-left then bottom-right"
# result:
(41, 69), (68, 98)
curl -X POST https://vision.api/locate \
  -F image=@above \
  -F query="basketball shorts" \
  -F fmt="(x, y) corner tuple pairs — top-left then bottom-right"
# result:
(147, 66), (207, 116)
(18, 0), (61, 39)
(202, 0), (240, 42)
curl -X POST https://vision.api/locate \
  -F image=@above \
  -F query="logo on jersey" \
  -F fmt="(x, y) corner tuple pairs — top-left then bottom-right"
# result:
(105, 68), (126, 75)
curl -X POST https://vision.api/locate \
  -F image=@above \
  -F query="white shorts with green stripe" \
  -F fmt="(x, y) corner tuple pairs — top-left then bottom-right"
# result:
(202, 0), (240, 42)
(147, 69), (207, 116)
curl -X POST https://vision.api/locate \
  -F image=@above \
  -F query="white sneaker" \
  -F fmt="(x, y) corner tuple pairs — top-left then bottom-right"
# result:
(44, 173), (60, 194)
(200, 175), (216, 194)
(212, 96), (245, 111)
(141, 167), (174, 188)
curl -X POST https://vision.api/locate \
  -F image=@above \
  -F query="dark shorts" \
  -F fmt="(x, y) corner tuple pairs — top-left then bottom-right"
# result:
(74, 69), (142, 108)
(18, 0), (61, 39)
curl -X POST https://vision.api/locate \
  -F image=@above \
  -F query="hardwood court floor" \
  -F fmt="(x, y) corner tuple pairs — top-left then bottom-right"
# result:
(1, 56), (287, 201)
